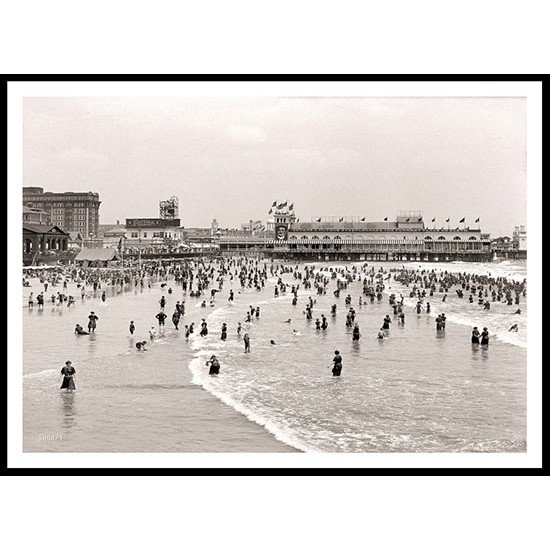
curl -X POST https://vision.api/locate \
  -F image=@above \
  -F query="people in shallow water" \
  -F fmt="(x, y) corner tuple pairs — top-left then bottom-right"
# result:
(136, 340), (147, 351)
(74, 323), (89, 335)
(87, 311), (99, 333)
(331, 350), (342, 376)
(352, 323), (360, 341)
(377, 327), (387, 339)
(480, 327), (490, 345)
(471, 326), (480, 344)
(206, 355), (220, 374)
(60, 360), (76, 391)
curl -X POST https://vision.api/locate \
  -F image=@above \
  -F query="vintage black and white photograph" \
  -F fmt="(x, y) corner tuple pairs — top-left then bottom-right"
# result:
(9, 80), (541, 469)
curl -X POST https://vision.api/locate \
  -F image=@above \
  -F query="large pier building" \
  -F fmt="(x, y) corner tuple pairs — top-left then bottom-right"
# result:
(219, 204), (493, 262)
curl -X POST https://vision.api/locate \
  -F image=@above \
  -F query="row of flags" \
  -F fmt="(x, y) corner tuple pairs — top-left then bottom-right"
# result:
(268, 201), (294, 215)
(310, 217), (480, 223)
(268, 202), (480, 225)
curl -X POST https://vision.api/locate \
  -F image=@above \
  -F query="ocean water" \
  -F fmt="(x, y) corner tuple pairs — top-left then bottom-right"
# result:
(22, 259), (527, 453)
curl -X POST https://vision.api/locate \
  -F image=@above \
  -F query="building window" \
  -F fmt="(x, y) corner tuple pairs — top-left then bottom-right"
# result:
(131, 232), (138, 238)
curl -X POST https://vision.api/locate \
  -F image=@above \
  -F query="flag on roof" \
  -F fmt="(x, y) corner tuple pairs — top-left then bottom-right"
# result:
(446, 218), (450, 222)
(417, 217), (422, 222)
(316, 217), (322, 222)
(268, 208), (273, 215)
(361, 217), (366, 221)
(459, 217), (465, 223)
(272, 201), (277, 207)
(280, 201), (287, 207)
(431, 217), (436, 222)
(475, 217), (480, 223)
(339, 217), (344, 222)
(289, 203), (294, 210)
(384, 217), (388, 221)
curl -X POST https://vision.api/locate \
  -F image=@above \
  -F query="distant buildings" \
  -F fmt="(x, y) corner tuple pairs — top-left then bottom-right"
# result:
(490, 225), (527, 260)
(23, 205), (51, 225)
(100, 222), (127, 249)
(513, 224), (527, 252)
(124, 218), (182, 247)
(22, 187), (101, 238)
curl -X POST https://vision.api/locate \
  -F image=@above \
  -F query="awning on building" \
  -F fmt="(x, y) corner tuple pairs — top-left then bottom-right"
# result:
(75, 248), (119, 262)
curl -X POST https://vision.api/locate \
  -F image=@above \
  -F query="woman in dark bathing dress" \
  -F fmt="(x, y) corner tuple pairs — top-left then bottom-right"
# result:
(60, 360), (76, 391)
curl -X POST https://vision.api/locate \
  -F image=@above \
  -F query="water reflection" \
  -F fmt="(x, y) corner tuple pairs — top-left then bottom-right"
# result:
(88, 332), (97, 353)
(59, 392), (77, 430)
(471, 344), (489, 363)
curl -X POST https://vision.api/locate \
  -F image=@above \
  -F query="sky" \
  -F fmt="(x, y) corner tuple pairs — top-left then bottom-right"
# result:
(22, 94), (527, 237)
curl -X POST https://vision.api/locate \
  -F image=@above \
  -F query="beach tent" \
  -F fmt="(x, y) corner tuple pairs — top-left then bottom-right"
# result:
(75, 248), (119, 267)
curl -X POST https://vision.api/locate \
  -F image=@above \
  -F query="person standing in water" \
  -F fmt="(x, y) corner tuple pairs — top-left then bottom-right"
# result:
(480, 327), (490, 345)
(352, 323), (361, 341)
(171, 309), (181, 330)
(331, 350), (342, 376)
(87, 311), (99, 333)
(206, 355), (220, 375)
(243, 332), (250, 353)
(156, 310), (167, 327)
(129, 321), (135, 335)
(60, 360), (76, 392)
(471, 327), (480, 344)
